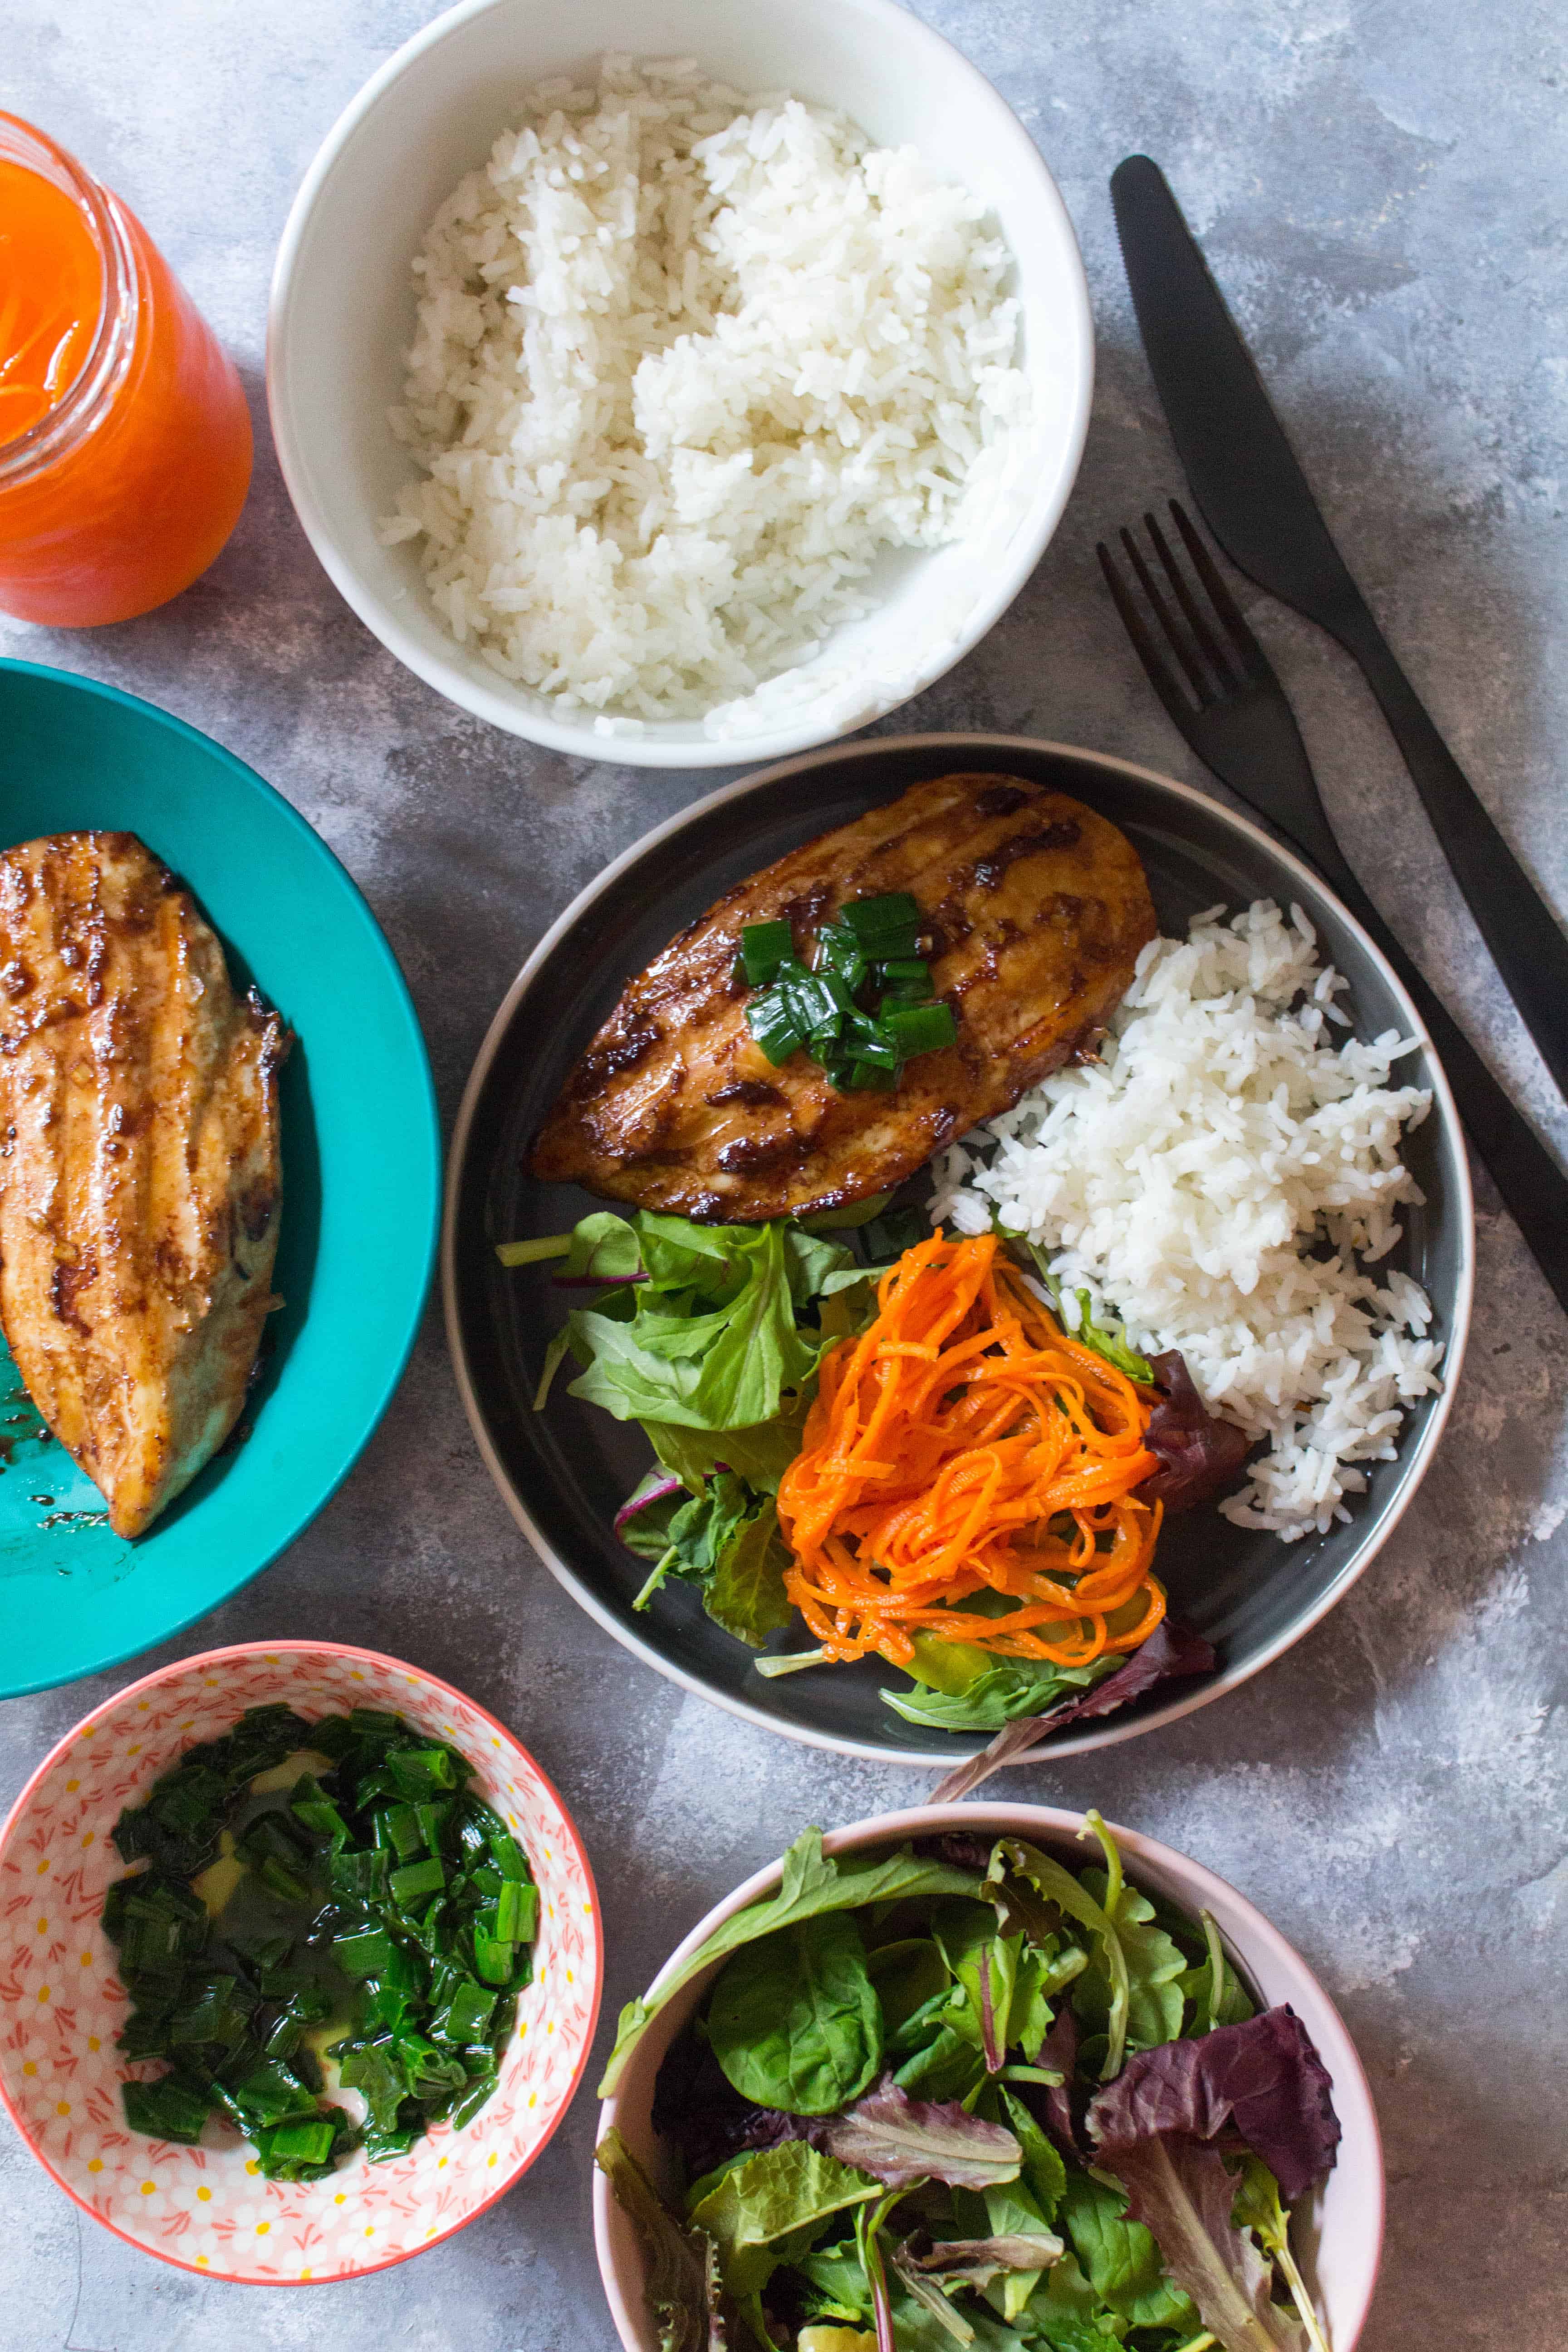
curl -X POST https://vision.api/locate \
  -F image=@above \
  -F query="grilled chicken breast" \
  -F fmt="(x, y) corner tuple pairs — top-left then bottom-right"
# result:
(0, 832), (287, 1538)
(532, 772), (1156, 1220)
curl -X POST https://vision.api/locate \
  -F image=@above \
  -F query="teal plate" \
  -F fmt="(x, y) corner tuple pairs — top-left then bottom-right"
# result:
(0, 661), (440, 1697)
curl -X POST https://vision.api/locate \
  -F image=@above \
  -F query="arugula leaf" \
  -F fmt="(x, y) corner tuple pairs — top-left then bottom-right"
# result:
(625, 1473), (758, 1606)
(821, 2079), (1021, 2190)
(881, 1657), (1118, 1734)
(1056, 2166), (1197, 2332)
(704, 1505), (793, 1647)
(645, 1409), (809, 1497)
(594, 2127), (725, 2352)
(1074, 1869), (1187, 2055)
(998, 2084), (1066, 2222)
(568, 1220), (823, 1431)
(986, 1840), (1132, 2081)
(1087, 2138), (1306, 2352)
(599, 1834), (983, 2096)
(686, 2142), (881, 2301)
(709, 1915), (884, 2117)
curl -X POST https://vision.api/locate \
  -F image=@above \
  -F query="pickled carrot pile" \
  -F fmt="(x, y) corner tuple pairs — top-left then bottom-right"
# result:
(776, 1231), (1166, 1670)
(0, 158), (100, 437)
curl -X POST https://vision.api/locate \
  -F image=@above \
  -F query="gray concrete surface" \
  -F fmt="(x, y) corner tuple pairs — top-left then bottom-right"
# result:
(4, 3), (1566, 2346)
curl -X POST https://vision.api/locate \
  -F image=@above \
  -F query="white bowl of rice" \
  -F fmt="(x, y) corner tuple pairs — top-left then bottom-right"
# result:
(267, 0), (1093, 765)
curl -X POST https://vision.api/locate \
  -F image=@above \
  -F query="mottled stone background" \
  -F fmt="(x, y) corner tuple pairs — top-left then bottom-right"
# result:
(4, 2), (1566, 2346)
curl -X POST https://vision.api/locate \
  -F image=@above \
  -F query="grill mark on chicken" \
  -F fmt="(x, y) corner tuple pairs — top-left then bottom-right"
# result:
(531, 772), (1156, 1222)
(0, 831), (288, 1539)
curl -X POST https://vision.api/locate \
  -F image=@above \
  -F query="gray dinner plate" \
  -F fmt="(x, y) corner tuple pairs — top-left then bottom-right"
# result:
(443, 735), (1473, 1765)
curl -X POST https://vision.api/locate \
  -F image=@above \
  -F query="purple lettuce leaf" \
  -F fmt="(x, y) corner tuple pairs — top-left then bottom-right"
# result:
(929, 1620), (1217, 1802)
(1030, 2000), (1083, 2156)
(903, 2230), (1067, 2287)
(1091, 2135), (1306, 2352)
(1139, 1352), (1252, 1512)
(821, 2077), (1021, 2190)
(1086, 2004), (1341, 2205)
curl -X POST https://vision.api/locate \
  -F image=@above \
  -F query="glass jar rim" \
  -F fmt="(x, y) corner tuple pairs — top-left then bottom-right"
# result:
(0, 113), (140, 487)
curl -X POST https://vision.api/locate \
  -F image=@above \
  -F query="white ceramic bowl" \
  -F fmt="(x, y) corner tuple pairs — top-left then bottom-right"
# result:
(595, 1804), (1384, 2351)
(267, 0), (1093, 767)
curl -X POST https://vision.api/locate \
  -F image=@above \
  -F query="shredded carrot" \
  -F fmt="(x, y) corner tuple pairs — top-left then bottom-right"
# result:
(776, 1231), (1166, 1672)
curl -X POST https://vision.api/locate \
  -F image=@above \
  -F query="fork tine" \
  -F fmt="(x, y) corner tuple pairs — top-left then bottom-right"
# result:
(1167, 500), (1275, 684)
(1117, 525), (1214, 706)
(1144, 509), (1236, 686)
(1096, 538), (1199, 731)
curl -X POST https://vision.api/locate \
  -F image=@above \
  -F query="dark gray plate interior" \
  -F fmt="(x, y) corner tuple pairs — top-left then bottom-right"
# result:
(448, 738), (1468, 1762)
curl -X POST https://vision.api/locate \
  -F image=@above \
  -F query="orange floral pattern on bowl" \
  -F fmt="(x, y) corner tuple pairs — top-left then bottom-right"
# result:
(0, 1640), (601, 2283)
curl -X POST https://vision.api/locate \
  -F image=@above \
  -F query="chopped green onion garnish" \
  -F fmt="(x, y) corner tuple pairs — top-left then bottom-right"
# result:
(739, 919), (794, 985)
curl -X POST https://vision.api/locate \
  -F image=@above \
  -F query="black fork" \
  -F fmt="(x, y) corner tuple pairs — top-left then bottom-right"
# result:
(1101, 500), (1568, 1318)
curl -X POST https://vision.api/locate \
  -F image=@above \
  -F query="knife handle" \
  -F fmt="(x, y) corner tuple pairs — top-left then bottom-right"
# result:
(1330, 599), (1568, 1106)
(1296, 830), (1568, 1318)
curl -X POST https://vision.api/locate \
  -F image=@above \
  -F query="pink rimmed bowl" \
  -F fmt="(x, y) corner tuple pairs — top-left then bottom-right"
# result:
(595, 1803), (1383, 2351)
(0, 1639), (602, 2283)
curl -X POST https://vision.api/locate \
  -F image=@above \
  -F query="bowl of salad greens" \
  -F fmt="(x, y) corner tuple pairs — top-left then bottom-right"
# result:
(593, 1805), (1382, 2352)
(0, 1639), (600, 2283)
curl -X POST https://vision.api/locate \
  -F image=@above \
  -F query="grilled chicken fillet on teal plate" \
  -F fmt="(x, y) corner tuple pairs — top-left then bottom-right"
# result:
(0, 831), (287, 1539)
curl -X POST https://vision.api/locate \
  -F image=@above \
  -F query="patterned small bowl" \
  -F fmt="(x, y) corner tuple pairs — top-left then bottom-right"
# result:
(0, 1640), (602, 2283)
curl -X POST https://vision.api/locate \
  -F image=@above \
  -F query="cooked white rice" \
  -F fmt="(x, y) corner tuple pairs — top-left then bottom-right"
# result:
(381, 55), (1026, 731)
(931, 900), (1444, 1539)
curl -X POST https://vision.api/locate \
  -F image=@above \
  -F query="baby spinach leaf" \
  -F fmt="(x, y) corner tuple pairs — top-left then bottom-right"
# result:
(704, 1504), (794, 1648)
(686, 2141), (881, 2299)
(600, 1836), (981, 2097)
(1057, 2166), (1197, 2333)
(866, 1938), (951, 2038)
(709, 1915), (884, 2116)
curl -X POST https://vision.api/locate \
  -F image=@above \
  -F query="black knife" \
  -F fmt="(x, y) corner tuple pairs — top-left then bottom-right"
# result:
(1110, 153), (1568, 1106)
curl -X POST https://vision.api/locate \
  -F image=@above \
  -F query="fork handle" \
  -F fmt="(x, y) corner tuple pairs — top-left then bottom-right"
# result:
(1330, 602), (1568, 1105)
(1289, 825), (1568, 1318)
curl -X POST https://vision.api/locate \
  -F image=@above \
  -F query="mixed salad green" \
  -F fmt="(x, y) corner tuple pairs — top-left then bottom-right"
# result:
(103, 1702), (536, 2177)
(598, 1821), (1338, 2352)
(504, 1205), (1212, 1741)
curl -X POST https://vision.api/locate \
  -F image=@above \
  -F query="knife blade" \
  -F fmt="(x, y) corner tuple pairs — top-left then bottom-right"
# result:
(1110, 152), (1568, 1107)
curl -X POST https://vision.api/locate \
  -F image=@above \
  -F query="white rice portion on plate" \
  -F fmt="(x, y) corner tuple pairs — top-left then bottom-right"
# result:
(931, 900), (1445, 1539)
(381, 55), (1027, 727)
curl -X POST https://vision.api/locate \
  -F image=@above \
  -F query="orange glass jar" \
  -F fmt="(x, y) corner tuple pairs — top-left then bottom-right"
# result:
(0, 114), (252, 626)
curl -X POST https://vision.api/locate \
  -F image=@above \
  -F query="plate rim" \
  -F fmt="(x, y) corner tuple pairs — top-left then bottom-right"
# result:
(442, 731), (1475, 1766)
(0, 657), (442, 1695)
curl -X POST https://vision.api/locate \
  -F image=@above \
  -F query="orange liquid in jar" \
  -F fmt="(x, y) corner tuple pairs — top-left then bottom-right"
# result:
(0, 124), (253, 627)
(0, 162), (100, 435)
